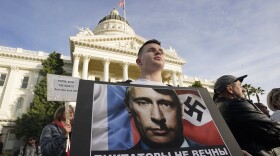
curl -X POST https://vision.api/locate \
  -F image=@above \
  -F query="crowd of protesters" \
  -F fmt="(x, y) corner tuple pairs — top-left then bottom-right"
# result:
(6, 39), (279, 156)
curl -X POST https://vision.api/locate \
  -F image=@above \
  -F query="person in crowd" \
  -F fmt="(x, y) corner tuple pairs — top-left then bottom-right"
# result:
(18, 136), (41, 156)
(130, 39), (166, 86)
(124, 86), (202, 149)
(40, 105), (74, 156)
(267, 88), (280, 122)
(213, 74), (280, 155)
(254, 102), (270, 117)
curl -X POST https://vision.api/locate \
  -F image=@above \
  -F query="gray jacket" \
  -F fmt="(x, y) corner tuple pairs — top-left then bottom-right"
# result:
(40, 124), (68, 156)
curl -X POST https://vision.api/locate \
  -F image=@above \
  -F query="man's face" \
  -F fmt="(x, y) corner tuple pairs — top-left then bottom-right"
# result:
(230, 80), (246, 99)
(27, 138), (35, 146)
(62, 110), (74, 123)
(129, 87), (179, 144)
(137, 43), (165, 71)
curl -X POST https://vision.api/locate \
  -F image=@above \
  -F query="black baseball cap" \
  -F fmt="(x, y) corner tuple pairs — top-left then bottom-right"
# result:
(214, 75), (247, 94)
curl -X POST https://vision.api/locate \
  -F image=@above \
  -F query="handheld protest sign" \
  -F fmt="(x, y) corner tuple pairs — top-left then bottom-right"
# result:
(71, 80), (243, 156)
(47, 74), (79, 102)
(47, 74), (74, 152)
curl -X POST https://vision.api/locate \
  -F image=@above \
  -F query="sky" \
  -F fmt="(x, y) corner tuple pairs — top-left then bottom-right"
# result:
(0, 0), (279, 109)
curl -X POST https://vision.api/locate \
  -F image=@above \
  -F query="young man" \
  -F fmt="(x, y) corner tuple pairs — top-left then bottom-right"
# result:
(213, 75), (280, 155)
(125, 87), (202, 149)
(131, 39), (165, 85)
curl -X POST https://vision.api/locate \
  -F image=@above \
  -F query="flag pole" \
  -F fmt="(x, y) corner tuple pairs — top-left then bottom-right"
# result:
(123, 0), (127, 34)
(118, 0), (127, 34)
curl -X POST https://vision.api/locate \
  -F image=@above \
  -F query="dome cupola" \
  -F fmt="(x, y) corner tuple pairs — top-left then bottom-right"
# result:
(93, 8), (135, 35)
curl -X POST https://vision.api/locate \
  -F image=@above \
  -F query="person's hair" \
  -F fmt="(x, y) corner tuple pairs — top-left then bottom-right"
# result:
(54, 105), (74, 121)
(137, 39), (161, 57)
(22, 136), (39, 156)
(25, 136), (37, 143)
(267, 88), (280, 111)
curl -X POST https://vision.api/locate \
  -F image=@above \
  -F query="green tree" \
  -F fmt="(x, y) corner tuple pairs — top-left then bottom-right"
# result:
(242, 84), (253, 100)
(251, 87), (265, 103)
(191, 81), (203, 87)
(14, 52), (65, 139)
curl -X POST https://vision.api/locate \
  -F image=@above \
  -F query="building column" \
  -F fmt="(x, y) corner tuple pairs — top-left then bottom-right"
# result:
(25, 69), (40, 110)
(72, 54), (80, 78)
(103, 59), (110, 82)
(178, 72), (183, 87)
(82, 55), (90, 80)
(122, 62), (129, 81)
(171, 71), (177, 86)
(0, 66), (19, 114)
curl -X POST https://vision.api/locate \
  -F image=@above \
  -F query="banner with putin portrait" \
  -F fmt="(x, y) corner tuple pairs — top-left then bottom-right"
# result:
(71, 80), (243, 156)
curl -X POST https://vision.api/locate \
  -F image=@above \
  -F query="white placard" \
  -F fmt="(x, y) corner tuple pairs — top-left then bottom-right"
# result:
(47, 74), (79, 101)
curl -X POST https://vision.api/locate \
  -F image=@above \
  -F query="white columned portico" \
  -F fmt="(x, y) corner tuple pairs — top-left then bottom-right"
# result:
(122, 62), (129, 81)
(171, 71), (177, 86)
(103, 59), (110, 82)
(72, 54), (80, 78)
(82, 55), (90, 80)
(178, 72), (183, 87)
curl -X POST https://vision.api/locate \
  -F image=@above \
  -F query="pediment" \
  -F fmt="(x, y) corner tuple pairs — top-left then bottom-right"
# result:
(70, 35), (186, 65)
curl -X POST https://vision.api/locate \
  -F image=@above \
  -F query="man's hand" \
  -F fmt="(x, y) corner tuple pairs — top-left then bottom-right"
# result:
(62, 123), (72, 137)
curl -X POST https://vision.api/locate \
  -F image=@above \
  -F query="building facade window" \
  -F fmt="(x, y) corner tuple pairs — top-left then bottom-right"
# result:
(16, 97), (24, 110)
(21, 76), (29, 88)
(0, 73), (7, 86)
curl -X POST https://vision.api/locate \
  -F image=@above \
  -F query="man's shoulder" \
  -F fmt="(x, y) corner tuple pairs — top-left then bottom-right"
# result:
(42, 123), (60, 133)
(215, 97), (252, 114)
(216, 97), (249, 105)
(43, 123), (56, 129)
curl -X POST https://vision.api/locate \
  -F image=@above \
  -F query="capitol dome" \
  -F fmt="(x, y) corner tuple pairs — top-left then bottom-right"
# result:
(93, 8), (135, 35)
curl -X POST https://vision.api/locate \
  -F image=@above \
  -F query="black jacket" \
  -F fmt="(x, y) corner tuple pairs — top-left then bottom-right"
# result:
(215, 97), (280, 156)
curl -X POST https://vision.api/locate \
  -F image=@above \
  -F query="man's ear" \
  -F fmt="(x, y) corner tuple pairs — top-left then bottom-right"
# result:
(136, 58), (141, 66)
(124, 99), (132, 114)
(226, 85), (234, 93)
(181, 102), (184, 119)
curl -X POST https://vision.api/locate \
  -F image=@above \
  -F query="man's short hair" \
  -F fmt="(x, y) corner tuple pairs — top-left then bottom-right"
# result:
(138, 39), (161, 57)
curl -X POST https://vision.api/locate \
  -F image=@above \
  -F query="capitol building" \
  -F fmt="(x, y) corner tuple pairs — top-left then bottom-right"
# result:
(0, 9), (214, 151)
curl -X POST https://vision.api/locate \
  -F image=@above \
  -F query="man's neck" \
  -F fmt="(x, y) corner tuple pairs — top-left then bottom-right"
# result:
(27, 144), (35, 147)
(139, 70), (162, 82)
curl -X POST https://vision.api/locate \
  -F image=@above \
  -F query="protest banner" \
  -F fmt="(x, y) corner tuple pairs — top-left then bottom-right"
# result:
(47, 74), (79, 102)
(71, 80), (243, 156)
